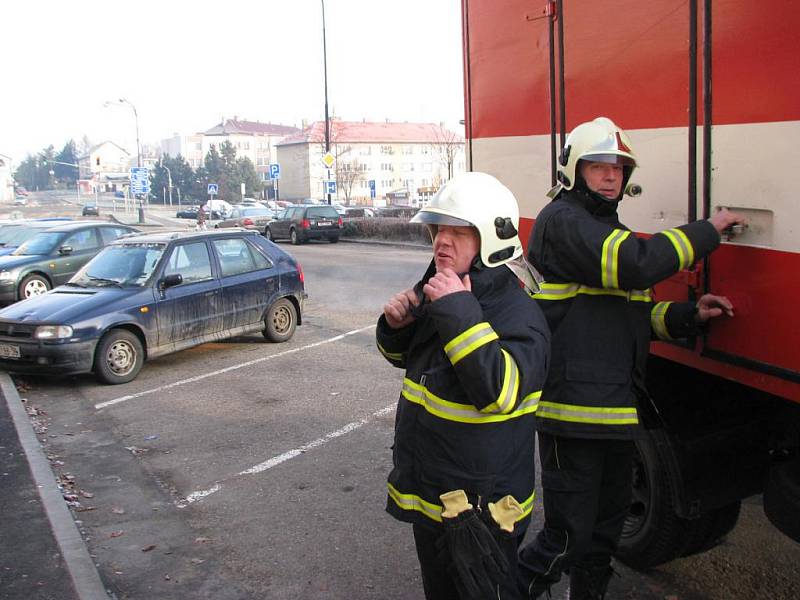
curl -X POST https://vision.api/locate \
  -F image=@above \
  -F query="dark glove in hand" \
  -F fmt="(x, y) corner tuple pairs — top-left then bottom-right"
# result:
(436, 508), (510, 600)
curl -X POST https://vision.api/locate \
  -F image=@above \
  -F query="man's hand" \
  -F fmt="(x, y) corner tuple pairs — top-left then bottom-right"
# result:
(383, 288), (420, 329)
(709, 208), (746, 235)
(423, 268), (472, 302)
(696, 293), (734, 322)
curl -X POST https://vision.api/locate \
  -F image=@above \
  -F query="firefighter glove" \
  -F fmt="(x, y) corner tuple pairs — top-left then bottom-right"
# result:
(437, 489), (510, 600)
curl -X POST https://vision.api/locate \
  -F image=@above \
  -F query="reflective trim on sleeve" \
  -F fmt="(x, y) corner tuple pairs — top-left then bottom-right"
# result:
(651, 301), (673, 340)
(601, 229), (632, 289)
(377, 342), (404, 362)
(537, 401), (639, 425)
(480, 349), (520, 415)
(661, 228), (695, 270)
(535, 282), (652, 303)
(444, 322), (499, 365)
(387, 482), (536, 524)
(401, 378), (540, 423)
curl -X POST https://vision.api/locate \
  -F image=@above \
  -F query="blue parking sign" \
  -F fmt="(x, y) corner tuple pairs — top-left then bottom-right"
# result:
(325, 180), (337, 195)
(269, 163), (281, 180)
(368, 179), (376, 199)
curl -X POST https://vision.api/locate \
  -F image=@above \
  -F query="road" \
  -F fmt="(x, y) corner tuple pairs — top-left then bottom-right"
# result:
(2, 193), (799, 599)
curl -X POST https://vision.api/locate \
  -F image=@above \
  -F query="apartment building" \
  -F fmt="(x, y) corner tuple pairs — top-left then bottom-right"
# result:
(275, 120), (465, 206)
(161, 118), (300, 179)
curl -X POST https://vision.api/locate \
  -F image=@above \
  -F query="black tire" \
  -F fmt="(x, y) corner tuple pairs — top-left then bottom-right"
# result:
(616, 429), (690, 570)
(18, 273), (50, 300)
(93, 329), (144, 384)
(764, 458), (800, 542)
(263, 298), (297, 342)
(264, 227), (273, 241)
(329, 235), (339, 243)
(680, 501), (741, 557)
(290, 228), (301, 245)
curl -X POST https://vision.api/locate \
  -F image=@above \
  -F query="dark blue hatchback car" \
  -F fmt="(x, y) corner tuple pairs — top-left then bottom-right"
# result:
(0, 229), (306, 384)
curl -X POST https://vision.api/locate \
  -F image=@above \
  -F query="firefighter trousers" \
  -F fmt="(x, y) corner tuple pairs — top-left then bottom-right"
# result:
(519, 433), (635, 588)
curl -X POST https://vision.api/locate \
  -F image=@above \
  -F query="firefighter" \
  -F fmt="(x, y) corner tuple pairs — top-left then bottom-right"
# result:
(377, 171), (551, 599)
(518, 117), (746, 599)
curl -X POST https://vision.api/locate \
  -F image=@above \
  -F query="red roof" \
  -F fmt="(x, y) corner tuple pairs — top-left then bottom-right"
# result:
(204, 119), (300, 137)
(277, 121), (464, 146)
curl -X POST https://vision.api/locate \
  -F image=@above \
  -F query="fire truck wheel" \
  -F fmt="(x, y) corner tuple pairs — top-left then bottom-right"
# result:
(764, 457), (800, 543)
(616, 429), (689, 570)
(679, 501), (741, 557)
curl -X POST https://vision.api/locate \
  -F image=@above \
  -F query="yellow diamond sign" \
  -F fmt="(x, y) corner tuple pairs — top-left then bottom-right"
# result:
(321, 152), (336, 169)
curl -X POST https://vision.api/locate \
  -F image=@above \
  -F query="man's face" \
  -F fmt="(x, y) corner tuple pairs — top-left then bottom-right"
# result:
(579, 160), (624, 200)
(433, 225), (480, 273)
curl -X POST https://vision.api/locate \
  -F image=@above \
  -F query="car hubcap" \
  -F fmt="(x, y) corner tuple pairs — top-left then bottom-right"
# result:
(25, 280), (48, 297)
(272, 305), (292, 333)
(106, 340), (137, 376)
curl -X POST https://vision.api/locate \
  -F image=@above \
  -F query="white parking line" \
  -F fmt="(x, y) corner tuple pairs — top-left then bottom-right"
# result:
(94, 324), (376, 410)
(181, 404), (395, 506)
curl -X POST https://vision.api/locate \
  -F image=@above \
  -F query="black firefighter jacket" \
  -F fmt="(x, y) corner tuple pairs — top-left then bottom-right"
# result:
(376, 261), (550, 533)
(527, 188), (722, 440)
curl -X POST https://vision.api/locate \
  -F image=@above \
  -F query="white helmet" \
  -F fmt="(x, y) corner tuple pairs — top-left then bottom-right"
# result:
(410, 171), (522, 268)
(552, 117), (638, 198)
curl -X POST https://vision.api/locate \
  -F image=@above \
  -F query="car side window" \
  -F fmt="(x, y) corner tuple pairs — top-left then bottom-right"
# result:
(212, 238), (258, 277)
(163, 242), (213, 284)
(63, 229), (99, 251)
(99, 226), (133, 245)
(246, 241), (273, 270)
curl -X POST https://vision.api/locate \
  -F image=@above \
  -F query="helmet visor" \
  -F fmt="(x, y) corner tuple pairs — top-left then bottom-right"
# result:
(581, 153), (636, 167)
(410, 210), (472, 227)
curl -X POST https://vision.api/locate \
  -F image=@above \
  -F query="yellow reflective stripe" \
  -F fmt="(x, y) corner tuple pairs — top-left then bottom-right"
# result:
(480, 349), (520, 415)
(401, 378), (540, 424)
(377, 342), (404, 362)
(387, 482), (443, 522)
(536, 282), (653, 303)
(537, 400), (639, 425)
(661, 228), (695, 270)
(387, 482), (536, 525)
(444, 322), (499, 365)
(650, 301), (673, 340)
(601, 229), (631, 289)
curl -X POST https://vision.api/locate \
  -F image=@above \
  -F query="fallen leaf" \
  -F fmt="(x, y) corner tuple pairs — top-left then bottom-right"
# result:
(141, 544), (157, 552)
(79, 490), (94, 498)
(111, 507), (126, 515)
(109, 530), (125, 538)
(194, 537), (211, 544)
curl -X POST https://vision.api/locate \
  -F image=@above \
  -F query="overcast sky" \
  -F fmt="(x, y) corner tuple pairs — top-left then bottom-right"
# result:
(2, 0), (465, 162)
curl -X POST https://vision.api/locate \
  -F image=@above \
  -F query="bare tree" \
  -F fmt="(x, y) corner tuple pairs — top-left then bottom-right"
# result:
(337, 158), (366, 205)
(428, 124), (464, 182)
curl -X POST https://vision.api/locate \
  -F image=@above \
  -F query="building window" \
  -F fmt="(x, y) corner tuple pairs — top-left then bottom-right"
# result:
(380, 145), (394, 155)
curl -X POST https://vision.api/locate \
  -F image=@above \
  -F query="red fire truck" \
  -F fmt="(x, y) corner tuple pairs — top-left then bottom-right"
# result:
(461, 0), (800, 568)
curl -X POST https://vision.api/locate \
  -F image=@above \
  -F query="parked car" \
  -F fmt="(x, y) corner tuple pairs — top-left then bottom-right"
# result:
(0, 222), (138, 304)
(175, 206), (223, 220)
(0, 220), (76, 257)
(0, 229), (306, 384)
(82, 204), (100, 216)
(14, 196), (27, 206)
(264, 204), (343, 244)
(215, 207), (273, 232)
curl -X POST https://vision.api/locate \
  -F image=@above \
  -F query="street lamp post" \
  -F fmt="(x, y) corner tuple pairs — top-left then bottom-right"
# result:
(321, 0), (332, 205)
(105, 97), (144, 222)
(160, 160), (173, 206)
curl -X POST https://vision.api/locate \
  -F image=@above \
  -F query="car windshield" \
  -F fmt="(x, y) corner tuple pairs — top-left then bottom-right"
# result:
(0, 225), (47, 246)
(13, 231), (65, 255)
(70, 243), (166, 287)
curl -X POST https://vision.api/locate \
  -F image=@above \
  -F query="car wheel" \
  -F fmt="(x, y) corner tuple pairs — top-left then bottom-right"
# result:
(94, 329), (144, 385)
(264, 227), (273, 241)
(329, 236), (339, 243)
(290, 228), (301, 245)
(263, 298), (297, 342)
(18, 274), (51, 300)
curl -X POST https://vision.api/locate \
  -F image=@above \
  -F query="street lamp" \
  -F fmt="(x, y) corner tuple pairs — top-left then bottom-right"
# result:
(321, 0), (332, 205)
(160, 159), (173, 206)
(105, 97), (144, 222)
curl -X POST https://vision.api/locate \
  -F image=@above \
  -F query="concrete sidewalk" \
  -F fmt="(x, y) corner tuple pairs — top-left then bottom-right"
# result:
(0, 373), (109, 599)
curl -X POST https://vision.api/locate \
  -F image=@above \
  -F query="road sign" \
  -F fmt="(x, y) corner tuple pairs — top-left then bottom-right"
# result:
(207, 183), (219, 196)
(269, 163), (281, 180)
(325, 180), (337, 195)
(369, 179), (376, 199)
(130, 167), (150, 195)
(321, 152), (335, 169)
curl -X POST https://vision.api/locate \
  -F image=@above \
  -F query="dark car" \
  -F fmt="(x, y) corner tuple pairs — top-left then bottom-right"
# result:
(264, 204), (343, 244)
(82, 204), (100, 216)
(0, 229), (305, 384)
(0, 222), (138, 304)
(215, 206), (273, 232)
(0, 221), (71, 257)
(176, 206), (223, 220)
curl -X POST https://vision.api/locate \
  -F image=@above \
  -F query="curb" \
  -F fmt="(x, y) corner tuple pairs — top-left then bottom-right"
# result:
(0, 373), (110, 599)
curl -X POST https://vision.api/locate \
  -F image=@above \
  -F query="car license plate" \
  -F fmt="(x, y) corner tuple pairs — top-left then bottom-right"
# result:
(317, 220), (331, 227)
(0, 343), (20, 359)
